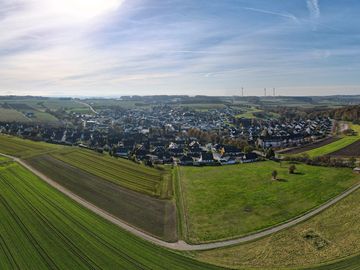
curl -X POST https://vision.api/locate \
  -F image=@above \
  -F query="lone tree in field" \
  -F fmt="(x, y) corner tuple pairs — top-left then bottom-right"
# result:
(289, 164), (297, 174)
(272, 170), (278, 180)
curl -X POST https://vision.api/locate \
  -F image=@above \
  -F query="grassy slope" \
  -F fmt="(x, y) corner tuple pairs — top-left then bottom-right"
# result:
(197, 185), (360, 270)
(0, 108), (30, 122)
(180, 161), (360, 243)
(303, 124), (360, 158)
(0, 161), (222, 270)
(52, 149), (169, 197)
(0, 135), (61, 158)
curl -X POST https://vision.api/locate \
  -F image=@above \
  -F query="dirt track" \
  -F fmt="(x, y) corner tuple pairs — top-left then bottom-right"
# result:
(2, 152), (360, 251)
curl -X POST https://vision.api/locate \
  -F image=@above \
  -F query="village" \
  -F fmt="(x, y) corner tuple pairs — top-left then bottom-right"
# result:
(0, 104), (333, 166)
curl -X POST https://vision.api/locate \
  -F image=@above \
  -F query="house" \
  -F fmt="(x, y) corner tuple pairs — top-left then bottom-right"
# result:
(114, 147), (130, 158)
(134, 147), (148, 160)
(241, 152), (259, 163)
(222, 145), (243, 157)
(168, 147), (184, 157)
(180, 155), (194, 166)
(219, 156), (237, 165)
(354, 167), (360, 174)
(200, 152), (216, 165)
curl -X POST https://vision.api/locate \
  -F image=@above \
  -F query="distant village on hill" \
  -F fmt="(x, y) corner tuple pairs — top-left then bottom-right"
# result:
(0, 95), (341, 166)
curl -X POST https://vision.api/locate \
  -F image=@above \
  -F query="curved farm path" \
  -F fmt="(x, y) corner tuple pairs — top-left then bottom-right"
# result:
(74, 100), (98, 114)
(2, 152), (360, 251)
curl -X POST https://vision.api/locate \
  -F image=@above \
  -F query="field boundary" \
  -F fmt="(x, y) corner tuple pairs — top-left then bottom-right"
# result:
(173, 167), (189, 241)
(3, 151), (360, 251)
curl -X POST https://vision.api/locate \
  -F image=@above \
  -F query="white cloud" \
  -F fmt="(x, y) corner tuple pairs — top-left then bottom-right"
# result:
(307, 0), (320, 19)
(243, 7), (299, 24)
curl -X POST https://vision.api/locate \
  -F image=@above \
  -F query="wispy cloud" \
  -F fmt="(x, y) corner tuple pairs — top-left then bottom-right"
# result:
(0, 0), (359, 96)
(307, 0), (320, 19)
(242, 7), (299, 24)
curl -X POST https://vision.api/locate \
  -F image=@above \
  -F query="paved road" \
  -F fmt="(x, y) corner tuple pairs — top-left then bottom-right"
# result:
(2, 152), (360, 251)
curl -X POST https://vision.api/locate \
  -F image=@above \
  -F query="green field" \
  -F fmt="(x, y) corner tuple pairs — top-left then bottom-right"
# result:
(197, 183), (360, 270)
(28, 110), (59, 123)
(0, 135), (61, 158)
(301, 124), (360, 158)
(304, 136), (360, 157)
(0, 108), (30, 122)
(2, 145), (360, 270)
(179, 103), (226, 112)
(0, 135), (176, 240)
(52, 149), (171, 198)
(0, 97), (92, 123)
(26, 154), (177, 241)
(0, 135), (170, 198)
(235, 107), (263, 118)
(0, 161), (221, 270)
(179, 161), (360, 243)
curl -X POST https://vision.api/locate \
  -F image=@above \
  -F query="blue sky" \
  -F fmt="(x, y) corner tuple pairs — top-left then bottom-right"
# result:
(0, 0), (359, 96)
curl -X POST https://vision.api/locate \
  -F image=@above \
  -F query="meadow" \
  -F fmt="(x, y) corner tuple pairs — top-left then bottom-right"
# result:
(0, 108), (30, 122)
(179, 161), (360, 243)
(0, 97), (93, 123)
(235, 106), (263, 119)
(197, 185), (360, 270)
(0, 161), (221, 270)
(0, 135), (61, 158)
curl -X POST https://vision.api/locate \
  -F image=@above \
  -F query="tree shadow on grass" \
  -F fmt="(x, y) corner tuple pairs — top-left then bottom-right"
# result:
(276, 178), (288, 182)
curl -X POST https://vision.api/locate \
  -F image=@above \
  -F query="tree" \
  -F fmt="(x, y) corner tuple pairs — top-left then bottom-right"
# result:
(289, 164), (296, 174)
(266, 148), (275, 159)
(349, 157), (356, 168)
(272, 170), (278, 180)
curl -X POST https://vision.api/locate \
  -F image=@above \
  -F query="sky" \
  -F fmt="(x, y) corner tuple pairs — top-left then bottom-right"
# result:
(0, 0), (360, 97)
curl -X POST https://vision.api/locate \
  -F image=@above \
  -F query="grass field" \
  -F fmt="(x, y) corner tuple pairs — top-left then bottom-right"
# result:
(0, 135), (177, 240)
(300, 124), (360, 158)
(0, 135), (172, 197)
(0, 108), (30, 122)
(280, 137), (341, 155)
(29, 110), (59, 123)
(0, 161), (221, 270)
(304, 136), (360, 158)
(26, 154), (177, 241)
(197, 184), (360, 270)
(0, 135), (61, 158)
(179, 103), (226, 112)
(179, 161), (360, 243)
(51, 149), (171, 198)
(235, 107), (262, 119)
